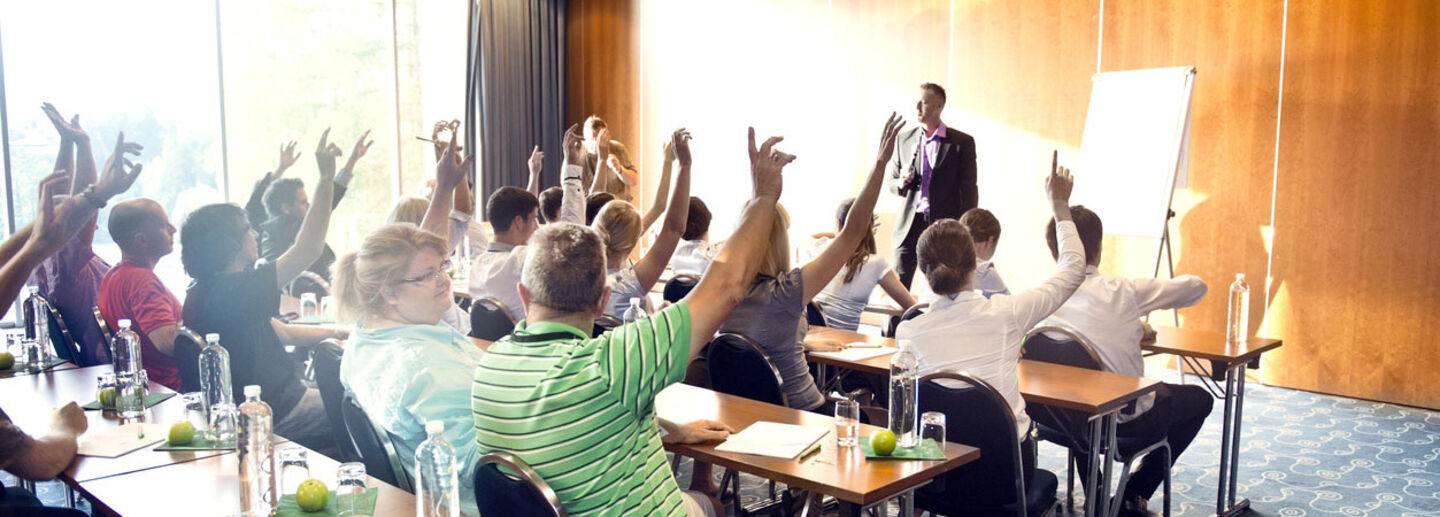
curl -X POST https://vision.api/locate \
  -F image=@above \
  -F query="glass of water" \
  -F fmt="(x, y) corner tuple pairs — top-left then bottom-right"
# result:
(276, 446), (310, 496)
(336, 462), (368, 516)
(319, 296), (334, 321)
(300, 293), (318, 319)
(181, 392), (209, 436)
(920, 411), (947, 446)
(20, 339), (43, 372)
(208, 402), (238, 444)
(834, 399), (860, 447)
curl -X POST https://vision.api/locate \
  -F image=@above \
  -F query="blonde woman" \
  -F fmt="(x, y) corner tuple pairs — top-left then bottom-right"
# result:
(592, 128), (692, 320)
(385, 196), (473, 335)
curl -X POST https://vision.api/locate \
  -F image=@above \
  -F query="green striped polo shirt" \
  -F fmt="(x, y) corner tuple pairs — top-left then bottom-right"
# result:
(472, 301), (692, 517)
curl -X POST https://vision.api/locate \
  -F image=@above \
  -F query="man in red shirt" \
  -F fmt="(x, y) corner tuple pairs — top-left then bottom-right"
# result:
(98, 198), (182, 390)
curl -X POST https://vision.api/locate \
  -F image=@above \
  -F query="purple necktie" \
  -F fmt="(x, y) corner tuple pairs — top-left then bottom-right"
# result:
(918, 133), (940, 215)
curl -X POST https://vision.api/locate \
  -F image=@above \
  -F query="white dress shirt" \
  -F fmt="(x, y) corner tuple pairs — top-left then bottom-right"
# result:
(897, 220), (1087, 439)
(1039, 267), (1207, 418)
(669, 239), (716, 276)
(467, 166), (586, 322)
(974, 260), (1010, 298)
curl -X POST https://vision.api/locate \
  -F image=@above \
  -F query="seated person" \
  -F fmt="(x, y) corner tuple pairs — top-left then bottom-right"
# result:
(896, 162), (1081, 484)
(813, 197), (917, 331)
(585, 191), (615, 225)
(1037, 205), (1211, 516)
(335, 223), (485, 514)
(98, 199), (184, 390)
(472, 126), (793, 516)
(593, 128), (692, 319)
(181, 132), (351, 456)
(714, 115), (907, 410)
(386, 197), (475, 335)
(959, 207), (1009, 297)
(0, 403), (88, 515)
(670, 197), (716, 277)
(538, 187), (564, 224)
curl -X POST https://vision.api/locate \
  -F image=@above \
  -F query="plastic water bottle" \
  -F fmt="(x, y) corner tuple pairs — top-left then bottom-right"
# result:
(414, 421), (460, 517)
(238, 385), (275, 516)
(110, 320), (147, 418)
(889, 340), (920, 447)
(22, 286), (51, 363)
(1225, 273), (1250, 346)
(622, 297), (647, 323)
(199, 333), (237, 443)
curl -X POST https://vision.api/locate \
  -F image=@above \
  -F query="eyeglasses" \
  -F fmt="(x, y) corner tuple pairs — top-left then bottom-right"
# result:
(399, 261), (453, 287)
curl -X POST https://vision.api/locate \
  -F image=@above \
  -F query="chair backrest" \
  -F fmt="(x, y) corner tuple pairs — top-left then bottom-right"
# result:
(310, 339), (355, 463)
(918, 372), (1030, 515)
(469, 297), (516, 341)
(93, 307), (115, 346)
(805, 301), (827, 327)
(886, 302), (930, 337)
(475, 451), (568, 517)
(172, 327), (206, 393)
(340, 390), (413, 492)
(284, 270), (331, 298)
(662, 274), (699, 303)
(592, 315), (622, 336)
(706, 333), (789, 407)
(31, 293), (84, 365)
(1022, 326), (1103, 371)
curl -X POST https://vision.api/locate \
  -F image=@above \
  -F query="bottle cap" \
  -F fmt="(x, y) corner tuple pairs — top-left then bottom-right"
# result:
(27, 285), (38, 294)
(244, 385), (261, 397)
(426, 420), (444, 434)
(205, 333), (220, 343)
(630, 297), (642, 306)
(1236, 273), (1246, 280)
(118, 319), (132, 329)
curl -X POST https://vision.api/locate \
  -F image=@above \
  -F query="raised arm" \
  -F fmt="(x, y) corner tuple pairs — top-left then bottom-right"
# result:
(588, 129), (611, 195)
(639, 141), (675, 232)
(40, 104), (77, 193)
(1010, 157), (1084, 330)
(557, 124), (587, 224)
(801, 113), (905, 303)
(420, 126), (471, 239)
(333, 130), (373, 209)
(274, 130), (340, 288)
(878, 269), (918, 309)
(246, 142), (301, 227)
(525, 146), (543, 195)
(684, 128), (792, 355)
(633, 129), (692, 292)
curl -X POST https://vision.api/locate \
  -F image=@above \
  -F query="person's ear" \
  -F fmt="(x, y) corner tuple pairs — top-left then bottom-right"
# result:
(380, 285), (401, 307)
(517, 282), (532, 310)
(593, 286), (612, 318)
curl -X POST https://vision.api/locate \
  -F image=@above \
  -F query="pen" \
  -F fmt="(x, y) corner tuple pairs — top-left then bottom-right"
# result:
(797, 442), (822, 462)
(846, 342), (882, 349)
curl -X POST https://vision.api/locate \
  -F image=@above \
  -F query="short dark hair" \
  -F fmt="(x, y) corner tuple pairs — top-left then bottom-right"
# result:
(108, 199), (164, 249)
(181, 203), (250, 279)
(585, 192), (615, 225)
(960, 208), (1001, 243)
(486, 187), (539, 233)
(1046, 205), (1103, 265)
(262, 178), (305, 219)
(683, 197), (711, 241)
(918, 219), (974, 295)
(921, 82), (947, 104)
(538, 187), (563, 223)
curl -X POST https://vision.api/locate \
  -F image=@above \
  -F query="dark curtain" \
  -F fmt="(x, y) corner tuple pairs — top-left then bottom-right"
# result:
(467, 0), (567, 212)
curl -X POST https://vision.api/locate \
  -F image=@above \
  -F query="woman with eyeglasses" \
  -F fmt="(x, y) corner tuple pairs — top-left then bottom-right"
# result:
(334, 223), (485, 515)
(811, 197), (918, 331)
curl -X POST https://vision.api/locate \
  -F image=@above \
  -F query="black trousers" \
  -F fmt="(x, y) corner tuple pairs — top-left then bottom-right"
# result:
(1076, 383), (1215, 500)
(893, 212), (932, 289)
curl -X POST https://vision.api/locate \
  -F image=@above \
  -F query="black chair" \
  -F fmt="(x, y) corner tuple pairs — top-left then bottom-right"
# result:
(662, 274), (699, 303)
(474, 451), (568, 517)
(469, 297), (516, 341)
(1022, 326), (1171, 515)
(705, 332), (785, 515)
(93, 307), (114, 347)
(916, 372), (1058, 517)
(885, 302), (930, 337)
(592, 315), (622, 336)
(30, 295), (84, 366)
(172, 327), (206, 393)
(340, 390), (413, 492)
(310, 339), (355, 463)
(805, 301), (827, 327)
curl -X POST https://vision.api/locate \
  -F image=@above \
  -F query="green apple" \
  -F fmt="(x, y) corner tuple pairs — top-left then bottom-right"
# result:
(871, 429), (897, 456)
(0, 352), (13, 370)
(296, 479), (330, 512)
(97, 387), (117, 408)
(167, 421), (196, 446)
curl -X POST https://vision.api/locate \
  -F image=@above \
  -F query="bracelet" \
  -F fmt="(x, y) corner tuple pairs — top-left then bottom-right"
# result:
(80, 185), (107, 209)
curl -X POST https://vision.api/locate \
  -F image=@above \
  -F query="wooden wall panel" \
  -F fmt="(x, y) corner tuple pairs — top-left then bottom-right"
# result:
(566, 0), (641, 179)
(1269, 0), (1440, 408)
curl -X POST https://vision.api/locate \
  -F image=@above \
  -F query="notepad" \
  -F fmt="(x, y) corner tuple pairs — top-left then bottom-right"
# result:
(812, 346), (897, 362)
(714, 421), (828, 459)
(78, 423), (168, 458)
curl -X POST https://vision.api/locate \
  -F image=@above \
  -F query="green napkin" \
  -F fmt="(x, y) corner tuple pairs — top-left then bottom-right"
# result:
(276, 488), (379, 517)
(154, 436), (236, 451)
(858, 437), (946, 460)
(0, 357), (68, 373)
(81, 392), (176, 411)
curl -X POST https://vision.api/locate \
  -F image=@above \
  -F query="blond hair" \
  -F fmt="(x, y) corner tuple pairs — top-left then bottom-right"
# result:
(591, 200), (642, 258)
(332, 223), (449, 321)
(386, 196), (429, 225)
(756, 203), (792, 278)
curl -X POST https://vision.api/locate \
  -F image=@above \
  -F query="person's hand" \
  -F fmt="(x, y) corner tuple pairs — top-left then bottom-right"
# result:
(747, 127), (794, 200)
(875, 112), (905, 166)
(314, 128), (343, 180)
(528, 145), (544, 177)
(28, 171), (84, 254)
(595, 128), (611, 163)
(41, 103), (87, 143)
(276, 140), (302, 176)
(1140, 320), (1157, 343)
(665, 420), (734, 444)
(671, 128), (693, 168)
(436, 124), (471, 190)
(802, 337), (845, 353)
(343, 129), (374, 171)
(95, 133), (144, 200)
(562, 123), (587, 168)
(49, 402), (87, 436)
(663, 139), (676, 165)
(432, 119), (460, 161)
(1045, 151), (1073, 205)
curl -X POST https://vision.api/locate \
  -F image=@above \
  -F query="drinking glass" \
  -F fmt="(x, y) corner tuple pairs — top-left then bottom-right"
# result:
(920, 411), (947, 446)
(95, 373), (117, 408)
(319, 296), (334, 320)
(208, 403), (237, 444)
(276, 447), (310, 496)
(834, 400), (860, 447)
(336, 462), (368, 516)
(20, 339), (43, 372)
(300, 293), (318, 319)
(181, 392), (209, 435)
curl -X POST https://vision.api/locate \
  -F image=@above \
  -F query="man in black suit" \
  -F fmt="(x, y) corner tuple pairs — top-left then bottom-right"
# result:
(888, 83), (978, 287)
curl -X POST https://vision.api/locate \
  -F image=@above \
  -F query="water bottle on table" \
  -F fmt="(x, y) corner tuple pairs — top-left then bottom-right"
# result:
(110, 320), (147, 418)
(22, 286), (51, 365)
(1226, 273), (1250, 346)
(199, 333), (237, 442)
(622, 297), (647, 323)
(889, 339), (919, 448)
(238, 385), (275, 516)
(415, 421), (460, 517)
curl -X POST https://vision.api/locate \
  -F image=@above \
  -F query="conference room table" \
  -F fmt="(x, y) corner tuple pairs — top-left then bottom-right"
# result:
(804, 327), (1160, 517)
(1141, 326), (1282, 517)
(656, 383), (981, 517)
(0, 360), (80, 379)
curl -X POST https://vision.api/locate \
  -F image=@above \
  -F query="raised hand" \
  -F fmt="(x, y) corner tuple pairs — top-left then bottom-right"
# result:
(436, 123), (471, 190)
(276, 141), (301, 176)
(344, 129), (374, 171)
(747, 127), (794, 200)
(41, 103), (87, 143)
(95, 133), (144, 199)
(314, 128), (343, 179)
(1046, 151), (1074, 204)
(670, 127), (693, 168)
(595, 127), (611, 164)
(528, 145), (544, 177)
(432, 119), (461, 161)
(562, 123), (587, 168)
(29, 170), (84, 253)
(875, 112), (906, 165)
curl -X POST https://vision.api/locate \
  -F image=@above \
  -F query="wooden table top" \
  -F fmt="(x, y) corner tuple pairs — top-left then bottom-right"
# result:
(0, 360), (81, 379)
(805, 328), (1160, 414)
(1142, 326), (1283, 364)
(655, 383), (981, 506)
(0, 365), (236, 482)
(78, 442), (415, 517)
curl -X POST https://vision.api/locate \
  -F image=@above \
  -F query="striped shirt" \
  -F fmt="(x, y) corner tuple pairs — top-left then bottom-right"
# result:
(472, 302), (693, 517)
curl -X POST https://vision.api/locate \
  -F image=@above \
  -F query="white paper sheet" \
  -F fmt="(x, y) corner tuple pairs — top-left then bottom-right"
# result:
(811, 346), (898, 362)
(714, 421), (828, 459)
(77, 423), (168, 458)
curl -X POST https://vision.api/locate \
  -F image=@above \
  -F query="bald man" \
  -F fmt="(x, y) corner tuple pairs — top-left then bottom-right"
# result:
(97, 199), (183, 390)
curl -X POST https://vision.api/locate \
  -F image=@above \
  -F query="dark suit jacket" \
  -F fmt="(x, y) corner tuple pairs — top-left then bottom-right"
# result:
(887, 125), (978, 242)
